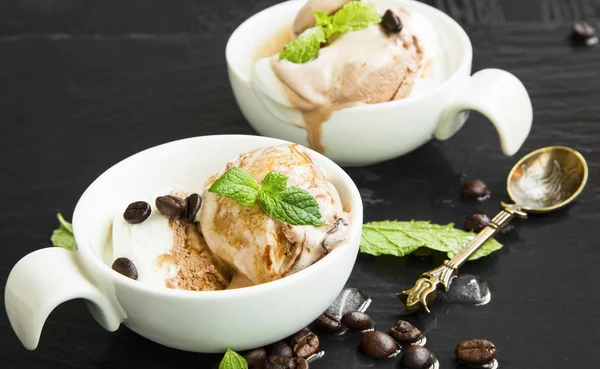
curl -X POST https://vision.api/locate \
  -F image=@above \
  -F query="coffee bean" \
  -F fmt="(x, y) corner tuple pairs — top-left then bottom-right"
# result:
(269, 341), (293, 358)
(185, 193), (202, 222)
(264, 355), (294, 369)
(359, 331), (397, 359)
(401, 345), (432, 369)
(244, 348), (267, 369)
(465, 214), (490, 232)
(462, 179), (489, 199)
(455, 339), (497, 366)
(382, 9), (403, 33)
(289, 331), (320, 359)
(155, 195), (186, 216)
(389, 320), (422, 343)
(341, 311), (372, 331)
(112, 257), (138, 280)
(294, 357), (309, 369)
(314, 313), (343, 333)
(572, 22), (596, 41)
(123, 201), (151, 224)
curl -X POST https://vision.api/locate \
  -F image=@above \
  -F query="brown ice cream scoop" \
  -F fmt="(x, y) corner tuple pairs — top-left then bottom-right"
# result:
(292, 0), (352, 37)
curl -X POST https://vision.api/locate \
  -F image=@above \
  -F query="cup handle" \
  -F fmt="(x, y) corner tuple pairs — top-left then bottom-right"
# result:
(434, 68), (533, 155)
(4, 247), (123, 350)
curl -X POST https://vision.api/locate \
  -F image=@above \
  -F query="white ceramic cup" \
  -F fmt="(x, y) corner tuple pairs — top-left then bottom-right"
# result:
(4, 135), (363, 353)
(226, 0), (533, 167)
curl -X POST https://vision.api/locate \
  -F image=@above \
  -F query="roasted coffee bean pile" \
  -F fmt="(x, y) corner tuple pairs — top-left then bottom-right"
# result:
(236, 314), (497, 369)
(241, 328), (321, 369)
(112, 193), (202, 278)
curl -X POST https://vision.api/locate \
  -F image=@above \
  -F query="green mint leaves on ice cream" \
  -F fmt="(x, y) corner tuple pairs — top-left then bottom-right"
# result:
(208, 167), (326, 227)
(280, 0), (382, 63)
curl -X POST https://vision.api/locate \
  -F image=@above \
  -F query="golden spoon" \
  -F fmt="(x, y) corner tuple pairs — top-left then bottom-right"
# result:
(400, 146), (588, 312)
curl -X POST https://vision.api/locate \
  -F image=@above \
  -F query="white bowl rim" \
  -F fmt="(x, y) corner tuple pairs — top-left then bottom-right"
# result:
(72, 134), (363, 301)
(225, 0), (473, 110)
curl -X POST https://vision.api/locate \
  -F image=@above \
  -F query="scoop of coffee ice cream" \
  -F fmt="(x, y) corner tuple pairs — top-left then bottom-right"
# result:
(199, 144), (349, 284)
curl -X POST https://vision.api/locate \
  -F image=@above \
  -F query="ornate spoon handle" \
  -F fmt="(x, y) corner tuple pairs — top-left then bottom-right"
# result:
(399, 204), (527, 312)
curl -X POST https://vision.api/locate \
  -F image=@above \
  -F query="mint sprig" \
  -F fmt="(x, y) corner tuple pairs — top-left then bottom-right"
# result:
(360, 221), (502, 261)
(280, 0), (382, 63)
(208, 168), (326, 227)
(218, 348), (248, 369)
(280, 26), (327, 64)
(51, 213), (77, 251)
(208, 167), (259, 207)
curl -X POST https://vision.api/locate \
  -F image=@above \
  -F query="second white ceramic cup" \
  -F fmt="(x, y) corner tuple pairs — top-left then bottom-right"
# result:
(226, 0), (533, 166)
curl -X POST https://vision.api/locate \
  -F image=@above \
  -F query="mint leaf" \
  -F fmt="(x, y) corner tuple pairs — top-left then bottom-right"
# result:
(331, 0), (382, 34)
(280, 26), (326, 63)
(218, 348), (248, 369)
(261, 172), (288, 194)
(208, 167), (260, 207)
(209, 168), (325, 226)
(259, 180), (326, 227)
(280, 1), (382, 63)
(51, 213), (77, 251)
(314, 11), (335, 38)
(361, 221), (502, 261)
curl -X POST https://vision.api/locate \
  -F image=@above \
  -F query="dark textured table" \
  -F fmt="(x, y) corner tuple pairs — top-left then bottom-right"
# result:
(1, 0), (599, 368)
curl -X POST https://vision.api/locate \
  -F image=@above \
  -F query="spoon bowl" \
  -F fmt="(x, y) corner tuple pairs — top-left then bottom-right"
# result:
(506, 146), (588, 212)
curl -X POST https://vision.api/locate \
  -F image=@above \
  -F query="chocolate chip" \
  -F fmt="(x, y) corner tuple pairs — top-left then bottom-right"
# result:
(389, 320), (422, 343)
(455, 339), (497, 366)
(401, 345), (432, 369)
(294, 357), (309, 369)
(185, 193), (202, 222)
(269, 341), (293, 358)
(244, 348), (267, 369)
(359, 331), (397, 359)
(341, 311), (372, 331)
(112, 257), (138, 280)
(264, 355), (294, 369)
(289, 331), (320, 359)
(155, 195), (186, 216)
(314, 313), (343, 333)
(462, 179), (489, 199)
(123, 201), (151, 224)
(382, 9), (403, 33)
(466, 214), (491, 232)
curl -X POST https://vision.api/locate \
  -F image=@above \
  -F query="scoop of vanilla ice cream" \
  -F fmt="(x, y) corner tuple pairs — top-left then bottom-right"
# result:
(111, 191), (232, 290)
(112, 207), (178, 286)
(199, 144), (349, 285)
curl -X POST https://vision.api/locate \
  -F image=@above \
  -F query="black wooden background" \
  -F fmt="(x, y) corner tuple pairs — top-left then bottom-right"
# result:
(1, 0), (599, 368)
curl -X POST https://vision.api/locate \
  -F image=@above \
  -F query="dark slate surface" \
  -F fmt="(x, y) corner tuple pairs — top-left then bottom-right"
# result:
(1, 0), (599, 368)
